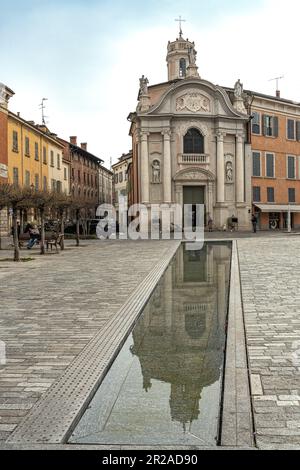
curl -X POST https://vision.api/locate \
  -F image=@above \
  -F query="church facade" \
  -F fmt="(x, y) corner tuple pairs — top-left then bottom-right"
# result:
(128, 32), (252, 230)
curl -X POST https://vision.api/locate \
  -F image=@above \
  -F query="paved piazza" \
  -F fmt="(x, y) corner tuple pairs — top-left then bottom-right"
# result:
(1, 235), (300, 448)
(0, 240), (178, 443)
(238, 236), (300, 449)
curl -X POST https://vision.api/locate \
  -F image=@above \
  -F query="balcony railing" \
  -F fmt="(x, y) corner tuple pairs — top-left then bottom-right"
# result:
(178, 154), (209, 165)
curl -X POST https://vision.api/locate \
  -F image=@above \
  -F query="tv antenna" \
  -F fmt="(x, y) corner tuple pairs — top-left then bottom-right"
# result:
(269, 76), (284, 96)
(39, 98), (48, 125)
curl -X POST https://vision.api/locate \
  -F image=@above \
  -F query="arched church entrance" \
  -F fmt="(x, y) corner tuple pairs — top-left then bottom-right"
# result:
(174, 168), (215, 228)
(183, 186), (206, 228)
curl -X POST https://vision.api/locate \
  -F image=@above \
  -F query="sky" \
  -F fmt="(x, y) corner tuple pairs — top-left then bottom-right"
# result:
(1, 0), (300, 167)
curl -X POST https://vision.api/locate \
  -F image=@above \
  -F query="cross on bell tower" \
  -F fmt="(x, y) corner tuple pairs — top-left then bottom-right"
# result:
(175, 15), (186, 38)
(166, 18), (200, 81)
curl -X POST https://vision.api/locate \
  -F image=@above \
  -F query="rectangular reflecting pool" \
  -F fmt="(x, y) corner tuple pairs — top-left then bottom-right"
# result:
(69, 242), (232, 446)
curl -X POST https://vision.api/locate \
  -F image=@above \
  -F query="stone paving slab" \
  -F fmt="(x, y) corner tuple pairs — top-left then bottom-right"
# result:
(0, 240), (179, 443)
(0, 443), (255, 450)
(221, 241), (254, 448)
(238, 237), (300, 448)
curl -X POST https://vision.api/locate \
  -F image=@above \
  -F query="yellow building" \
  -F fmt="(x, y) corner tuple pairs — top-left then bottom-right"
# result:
(7, 113), (64, 192)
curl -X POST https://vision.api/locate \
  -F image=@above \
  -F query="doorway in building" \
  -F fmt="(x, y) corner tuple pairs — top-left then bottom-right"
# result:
(282, 212), (294, 230)
(183, 186), (206, 228)
(269, 213), (280, 230)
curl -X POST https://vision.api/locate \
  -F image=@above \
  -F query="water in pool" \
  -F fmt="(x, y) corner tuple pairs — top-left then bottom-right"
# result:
(69, 242), (231, 446)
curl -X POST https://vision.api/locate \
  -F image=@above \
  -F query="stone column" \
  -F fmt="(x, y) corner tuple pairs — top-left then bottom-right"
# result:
(217, 263), (226, 328)
(217, 132), (225, 203)
(162, 130), (172, 203)
(164, 267), (173, 330)
(175, 184), (182, 207)
(207, 245), (214, 284)
(208, 182), (214, 219)
(140, 131), (149, 204)
(236, 134), (245, 203)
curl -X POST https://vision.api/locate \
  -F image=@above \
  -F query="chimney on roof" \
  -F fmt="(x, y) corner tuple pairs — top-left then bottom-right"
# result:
(81, 143), (87, 151)
(70, 136), (77, 145)
(276, 89), (281, 98)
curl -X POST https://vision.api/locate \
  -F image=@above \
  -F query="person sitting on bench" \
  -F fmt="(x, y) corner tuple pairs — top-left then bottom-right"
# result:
(27, 224), (40, 249)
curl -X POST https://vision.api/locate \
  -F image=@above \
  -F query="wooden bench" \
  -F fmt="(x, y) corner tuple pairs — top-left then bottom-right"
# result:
(46, 232), (64, 252)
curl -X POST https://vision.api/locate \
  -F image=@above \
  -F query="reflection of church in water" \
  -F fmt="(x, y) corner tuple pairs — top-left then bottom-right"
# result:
(130, 243), (231, 430)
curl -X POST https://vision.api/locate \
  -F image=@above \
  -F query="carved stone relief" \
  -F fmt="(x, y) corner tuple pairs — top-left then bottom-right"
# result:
(175, 120), (208, 137)
(176, 93), (211, 113)
(174, 168), (215, 182)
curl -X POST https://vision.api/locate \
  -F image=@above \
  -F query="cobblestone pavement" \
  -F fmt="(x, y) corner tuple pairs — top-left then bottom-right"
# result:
(238, 237), (300, 449)
(0, 240), (178, 443)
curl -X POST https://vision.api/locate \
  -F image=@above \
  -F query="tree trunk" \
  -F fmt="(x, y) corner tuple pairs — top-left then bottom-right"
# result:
(20, 209), (24, 235)
(60, 209), (65, 251)
(40, 207), (45, 255)
(13, 206), (20, 262)
(76, 209), (80, 246)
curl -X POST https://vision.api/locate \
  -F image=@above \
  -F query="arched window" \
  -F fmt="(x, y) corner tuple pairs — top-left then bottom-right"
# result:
(184, 128), (204, 154)
(179, 58), (186, 78)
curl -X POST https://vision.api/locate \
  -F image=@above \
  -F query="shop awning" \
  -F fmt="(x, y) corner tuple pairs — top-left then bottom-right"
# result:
(254, 204), (300, 213)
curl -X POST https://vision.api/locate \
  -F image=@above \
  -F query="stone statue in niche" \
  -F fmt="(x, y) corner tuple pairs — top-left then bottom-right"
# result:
(152, 160), (161, 184)
(139, 75), (149, 95)
(225, 161), (233, 183)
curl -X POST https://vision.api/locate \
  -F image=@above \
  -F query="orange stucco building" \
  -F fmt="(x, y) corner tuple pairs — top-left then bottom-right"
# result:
(249, 92), (300, 230)
(0, 84), (14, 184)
(0, 84), (14, 235)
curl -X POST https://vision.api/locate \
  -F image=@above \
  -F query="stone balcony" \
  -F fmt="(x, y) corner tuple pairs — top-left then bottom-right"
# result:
(178, 153), (210, 165)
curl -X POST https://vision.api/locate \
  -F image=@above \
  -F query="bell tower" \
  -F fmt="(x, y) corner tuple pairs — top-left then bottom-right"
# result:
(166, 19), (200, 81)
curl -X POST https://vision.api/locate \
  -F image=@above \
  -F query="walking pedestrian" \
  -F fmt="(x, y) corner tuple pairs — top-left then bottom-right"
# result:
(251, 214), (258, 234)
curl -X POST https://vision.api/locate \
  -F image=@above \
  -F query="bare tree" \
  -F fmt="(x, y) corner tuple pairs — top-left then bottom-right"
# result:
(0, 184), (34, 261)
(0, 184), (12, 251)
(69, 197), (85, 247)
(52, 193), (71, 251)
(69, 197), (95, 246)
(32, 190), (56, 255)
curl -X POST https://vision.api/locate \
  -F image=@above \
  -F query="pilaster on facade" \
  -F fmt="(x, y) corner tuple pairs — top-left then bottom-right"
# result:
(216, 131), (225, 204)
(162, 130), (172, 203)
(235, 133), (245, 204)
(140, 131), (150, 204)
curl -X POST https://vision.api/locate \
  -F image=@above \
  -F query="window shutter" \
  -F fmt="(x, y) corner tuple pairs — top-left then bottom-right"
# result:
(273, 117), (279, 137)
(296, 121), (300, 141)
(266, 154), (274, 178)
(262, 115), (267, 136)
